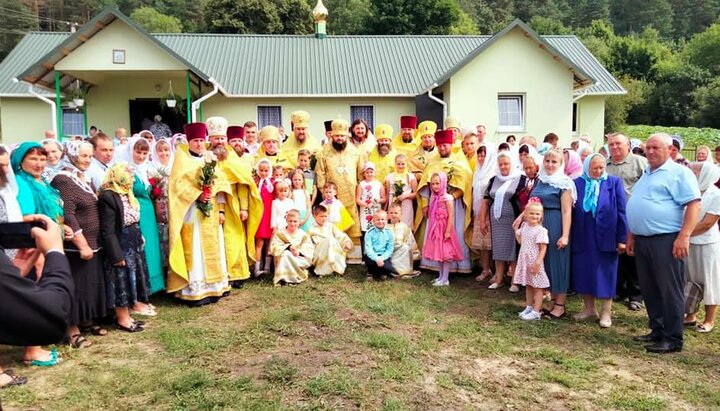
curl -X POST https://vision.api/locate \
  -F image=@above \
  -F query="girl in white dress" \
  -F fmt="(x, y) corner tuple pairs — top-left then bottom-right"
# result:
(290, 169), (312, 231)
(385, 154), (417, 227)
(356, 162), (386, 233)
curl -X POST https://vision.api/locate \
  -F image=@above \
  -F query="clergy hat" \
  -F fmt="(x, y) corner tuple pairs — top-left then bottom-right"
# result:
(206, 116), (228, 137)
(331, 119), (351, 137)
(227, 126), (245, 141)
(416, 121), (437, 138)
(435, 129), (454, 145)
(324, 120), (333, 132)
(375, 124), (393, 142)
(400, 116), (417, 129)
(183, 123), (207, 141)
(444, 116), (461, 130)
(259, 125), (280, 143)
(291, 110), (310, 128)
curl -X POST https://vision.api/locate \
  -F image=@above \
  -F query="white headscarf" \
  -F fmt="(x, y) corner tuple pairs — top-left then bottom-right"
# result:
(697, 162), (720, 193)
(492, 151), (522, 220)
(256, 158), (274, 193)
(0, 144), (22, 222)
(151, 138), (174, 172)
(472, 144), (496, 216)
(116, 136), (152, 186)
(538, 149), (577, 202)
(517, 143), (542, 175)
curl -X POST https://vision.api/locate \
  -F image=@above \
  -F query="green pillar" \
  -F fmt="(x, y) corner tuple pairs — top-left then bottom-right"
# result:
(197, 81), (203, 121)
(54, 71), (62, 138)
(185, 71), (192, 123)
(83, 106), (88, 135)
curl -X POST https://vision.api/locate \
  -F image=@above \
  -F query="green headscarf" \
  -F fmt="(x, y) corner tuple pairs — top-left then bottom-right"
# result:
(10, 142), (64, 223)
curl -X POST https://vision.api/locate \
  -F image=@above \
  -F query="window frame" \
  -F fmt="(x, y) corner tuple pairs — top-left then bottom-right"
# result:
(496, 94), (525, 133)
(61, 105), (85, 137)
(349, 105), (375, 132)
(256, 105), (283, 128)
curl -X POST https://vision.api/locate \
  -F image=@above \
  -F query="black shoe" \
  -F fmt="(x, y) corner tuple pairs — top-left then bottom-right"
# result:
(231, 280), (244, 289)
(633, 333), (661, 343)
(645, 341), (682, 354)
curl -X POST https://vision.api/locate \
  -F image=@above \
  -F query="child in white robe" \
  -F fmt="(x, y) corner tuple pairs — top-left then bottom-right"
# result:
(387, 202), (420, 278)
(270, 209), (315, 286)
(308, 204), (352, 276)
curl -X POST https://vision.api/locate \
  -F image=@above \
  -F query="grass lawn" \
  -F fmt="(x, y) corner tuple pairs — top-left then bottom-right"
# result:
(2, 266), (720, 410)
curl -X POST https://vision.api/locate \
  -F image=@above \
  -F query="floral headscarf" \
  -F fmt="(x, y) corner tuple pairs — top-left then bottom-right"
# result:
(58, 140), (96, 195)
(100, 162), (139, 210)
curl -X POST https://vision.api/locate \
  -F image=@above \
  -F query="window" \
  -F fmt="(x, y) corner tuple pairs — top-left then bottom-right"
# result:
(571, 102), (578, 133)
(350, 105), (374, 131)
(497, 95), (524, 132)
(257, 106), (282, 128)
(62, 107), (85, 136)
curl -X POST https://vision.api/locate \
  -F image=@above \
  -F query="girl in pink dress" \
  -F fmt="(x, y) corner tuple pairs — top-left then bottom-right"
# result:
(514, 198), (550, 320)
(254, 158), (274, 276)
(422, 172), (463, 286)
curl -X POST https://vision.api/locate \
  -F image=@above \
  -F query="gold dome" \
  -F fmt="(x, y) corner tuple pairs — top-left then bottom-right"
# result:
(312, 0), (328, 22)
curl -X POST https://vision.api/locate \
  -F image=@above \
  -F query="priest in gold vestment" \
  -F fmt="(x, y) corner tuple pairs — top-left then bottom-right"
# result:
(315, 118), (367, 263)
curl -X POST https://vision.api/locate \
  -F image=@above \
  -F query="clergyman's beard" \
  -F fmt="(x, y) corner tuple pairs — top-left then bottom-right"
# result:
(211, 143), (228, 161)
(439, 151), (450, 159)
(423, 144), (435, 152)
(332, 140), (347, 151)
(402, 135), (413, 143)
(233, 146), (244, 157)
(378, 144), (390, 156)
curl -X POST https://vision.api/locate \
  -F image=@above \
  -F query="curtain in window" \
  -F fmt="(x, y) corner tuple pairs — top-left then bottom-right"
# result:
(350, 105), (374, 131)
(62, 109), (85, 136)
(258, 106), (282, 128)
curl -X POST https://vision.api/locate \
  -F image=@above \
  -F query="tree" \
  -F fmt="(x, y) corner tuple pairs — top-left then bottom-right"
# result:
(458, 0), (514, 34)
(684, 23), (720, 77)
(605, 76), (651, 131)
(130, 7), (182, 33)
(529, 15), (572, 35)
(565, 0), (609, 28)
(365, 0), (462, 35)
(325, 0), (372, 34)
(204, 0), (312, 34)
(692, 77), (720, 128)
(669, 0), (720, 39)
(607, 29), (671, 81)
(609, 0), (674, 37)
(0, 0), (39, 60)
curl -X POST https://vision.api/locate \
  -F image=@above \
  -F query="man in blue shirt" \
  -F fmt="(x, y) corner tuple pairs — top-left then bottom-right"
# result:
(627, 133), (701, 354)
(363, 210), (395, 281)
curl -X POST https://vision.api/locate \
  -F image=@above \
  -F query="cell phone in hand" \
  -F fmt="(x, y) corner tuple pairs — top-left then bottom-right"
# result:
(0, 221), (46, 249)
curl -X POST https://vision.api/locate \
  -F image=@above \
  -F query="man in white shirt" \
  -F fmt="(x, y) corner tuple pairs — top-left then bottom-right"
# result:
(86, 133), (114, 190)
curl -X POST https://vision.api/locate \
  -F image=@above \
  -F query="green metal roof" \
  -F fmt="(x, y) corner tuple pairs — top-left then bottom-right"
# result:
(0, 12), (625, 97)
(0, 32), (67, 96)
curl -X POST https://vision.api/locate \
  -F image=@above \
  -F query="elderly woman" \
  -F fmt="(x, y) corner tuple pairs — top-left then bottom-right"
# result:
(471, 144), (496, 282)
(150, 138), (174, 271)
(480, 151), (526, 290)
(50, 141), (107, 347)
(571, 153), (627, 327)
(696, 145), (711, 163)
(0, 145), (22, 227)
(527, 148), (576, 318)
(684, 162), (720, 333)
(11, 142), (66, 366)
(40, 139), (64, 182)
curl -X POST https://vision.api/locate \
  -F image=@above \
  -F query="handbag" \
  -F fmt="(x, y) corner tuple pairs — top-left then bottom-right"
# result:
(684, 281), (704, 314)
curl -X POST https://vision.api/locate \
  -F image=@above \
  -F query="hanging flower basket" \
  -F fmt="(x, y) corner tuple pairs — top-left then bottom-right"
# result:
(166, 99), (177, 108)
(73, 98), (85, 107)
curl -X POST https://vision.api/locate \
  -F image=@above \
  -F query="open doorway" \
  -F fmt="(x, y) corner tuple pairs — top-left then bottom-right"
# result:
(129, 99), (186, 136)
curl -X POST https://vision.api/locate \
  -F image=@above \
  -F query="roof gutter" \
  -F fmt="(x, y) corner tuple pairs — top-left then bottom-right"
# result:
(23, 81), (57, 138)
(426, 83), (447, 120)
(191, 77), (219, 122)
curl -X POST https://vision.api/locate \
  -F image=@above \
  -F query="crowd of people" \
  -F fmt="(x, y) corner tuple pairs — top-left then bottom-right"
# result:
(1, 109), (719, 388)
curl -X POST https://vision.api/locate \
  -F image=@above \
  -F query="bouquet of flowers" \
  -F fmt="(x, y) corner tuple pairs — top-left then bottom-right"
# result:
(196, 151), (218, 217)
(147, 168), (169, 201)
(393, 179), (405, 198)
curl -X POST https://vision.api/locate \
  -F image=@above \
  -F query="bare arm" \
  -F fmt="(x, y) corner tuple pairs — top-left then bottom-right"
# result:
(445, 199), (455, 238)
(691, 213), (720, 237)
(674, 199), (701, 259)
(557, 190), (573, 249)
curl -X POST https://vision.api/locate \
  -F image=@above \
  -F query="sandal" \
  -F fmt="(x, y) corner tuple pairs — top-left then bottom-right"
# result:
(475, 269), (492, 283)
(543, 303), (566, 320)
(131, 307), (157, 317)
(69, 334), (92, 349)
(684, 320), (697, 327)
(116, 322), (144, 333)
(23, 349), (60, 367)
(0, 372), (28, 388)
(81, 325), (108, 336)
(696, 323), (715, 333)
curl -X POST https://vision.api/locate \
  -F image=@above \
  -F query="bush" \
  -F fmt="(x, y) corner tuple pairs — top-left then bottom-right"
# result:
(618, 124), (720, 148)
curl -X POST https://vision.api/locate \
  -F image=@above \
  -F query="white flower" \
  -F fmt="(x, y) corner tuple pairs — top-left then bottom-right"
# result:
(202, 151), (217, 164)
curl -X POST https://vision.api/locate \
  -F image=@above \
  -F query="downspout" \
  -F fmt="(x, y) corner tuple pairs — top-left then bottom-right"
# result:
(25, 83), (58, 138)
(426, 83), (447, 120)
(191, 78), (219, 123)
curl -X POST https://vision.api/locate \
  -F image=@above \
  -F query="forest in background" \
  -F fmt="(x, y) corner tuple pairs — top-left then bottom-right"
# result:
(1, 0), (719, 132)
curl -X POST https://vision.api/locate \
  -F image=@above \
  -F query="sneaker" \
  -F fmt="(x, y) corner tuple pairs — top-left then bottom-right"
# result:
(518, 305), (533, 317)
(520, 310), (541, 321)
(509, 285), (520, 293)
